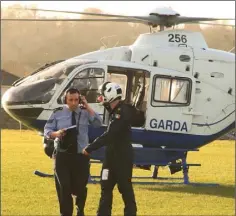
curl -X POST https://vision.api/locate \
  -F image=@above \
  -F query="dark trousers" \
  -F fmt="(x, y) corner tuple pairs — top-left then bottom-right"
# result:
(54, 151), (90, 216)
(97, 162), (137, 216)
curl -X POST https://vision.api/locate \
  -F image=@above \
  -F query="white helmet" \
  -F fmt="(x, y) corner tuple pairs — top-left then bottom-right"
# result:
(98, 82), (122, 104)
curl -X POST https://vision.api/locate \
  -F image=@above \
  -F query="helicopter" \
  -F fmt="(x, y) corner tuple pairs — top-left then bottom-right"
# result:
(1, 7), (235, 185)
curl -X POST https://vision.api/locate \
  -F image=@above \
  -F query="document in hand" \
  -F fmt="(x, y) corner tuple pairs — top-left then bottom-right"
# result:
(60, 125), (77, 149)
(65, 125), (77, 131)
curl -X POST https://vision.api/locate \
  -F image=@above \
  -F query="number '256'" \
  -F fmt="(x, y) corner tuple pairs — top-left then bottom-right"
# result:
(168, 34), (187, 43)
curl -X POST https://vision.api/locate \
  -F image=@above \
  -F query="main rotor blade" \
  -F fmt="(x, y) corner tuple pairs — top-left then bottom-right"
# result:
(5, 7), (235, 27)
(193, 22), (235, 27)
(0, 18), (149, 24)
(176, 16), (235, 24)
(10, 7), (149, 20)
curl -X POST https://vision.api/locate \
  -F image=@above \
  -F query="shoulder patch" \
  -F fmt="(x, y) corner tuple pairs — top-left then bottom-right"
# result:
(115, 114), (121, 119)
(117, 108), (121, 114)
(53, 107), (63, 113)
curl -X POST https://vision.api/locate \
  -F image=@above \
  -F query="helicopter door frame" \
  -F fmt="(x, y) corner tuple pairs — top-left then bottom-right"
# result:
(106, 65), (150, 107)
(145, 68), (196, 134)
(48, 63), (108, 120)
(104, 65), (150, 127)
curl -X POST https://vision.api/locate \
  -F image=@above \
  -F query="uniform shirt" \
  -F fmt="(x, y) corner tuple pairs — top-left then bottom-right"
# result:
(44, 105), (102, 153)
(85, 101), (134, 154)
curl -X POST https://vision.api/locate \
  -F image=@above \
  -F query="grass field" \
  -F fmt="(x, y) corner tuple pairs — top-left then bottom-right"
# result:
(1, 130), (235, 215)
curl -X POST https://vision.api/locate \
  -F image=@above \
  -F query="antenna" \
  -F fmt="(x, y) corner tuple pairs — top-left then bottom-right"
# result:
(228, 47), (235, 53)
(100, 35), (119, 49)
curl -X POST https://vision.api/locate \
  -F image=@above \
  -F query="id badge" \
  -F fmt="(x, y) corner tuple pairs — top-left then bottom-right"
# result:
(101, 169), (109, 180)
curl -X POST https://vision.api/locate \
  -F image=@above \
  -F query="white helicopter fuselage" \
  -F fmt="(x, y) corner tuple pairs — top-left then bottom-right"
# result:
(77, 29), (235, 137)
(2, 29), (235, 149)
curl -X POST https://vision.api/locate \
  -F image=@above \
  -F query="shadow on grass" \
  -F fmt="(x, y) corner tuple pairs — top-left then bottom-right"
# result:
(141, 184), (235, 199)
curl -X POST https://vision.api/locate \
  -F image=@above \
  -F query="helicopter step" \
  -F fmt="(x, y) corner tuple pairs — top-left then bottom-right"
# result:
(89, 147), (219, 186)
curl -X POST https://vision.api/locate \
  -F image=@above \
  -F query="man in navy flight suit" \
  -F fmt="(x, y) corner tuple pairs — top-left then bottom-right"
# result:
(83, 82), (137, 216)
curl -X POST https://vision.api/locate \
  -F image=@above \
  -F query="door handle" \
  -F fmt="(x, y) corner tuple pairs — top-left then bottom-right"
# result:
(182, 111), (203, 116)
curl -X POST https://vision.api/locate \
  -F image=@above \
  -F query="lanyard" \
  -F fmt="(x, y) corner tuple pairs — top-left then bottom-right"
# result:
(76, 110), (82, 135)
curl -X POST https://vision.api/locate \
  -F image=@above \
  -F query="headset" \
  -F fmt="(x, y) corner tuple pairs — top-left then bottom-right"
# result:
(63, 87), (81, 104)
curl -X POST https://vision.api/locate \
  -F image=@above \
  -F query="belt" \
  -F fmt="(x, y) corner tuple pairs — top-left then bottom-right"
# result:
(66, 144), (77, 154)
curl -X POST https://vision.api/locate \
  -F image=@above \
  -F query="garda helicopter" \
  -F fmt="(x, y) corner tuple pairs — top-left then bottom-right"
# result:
(1, 7), (235, 185)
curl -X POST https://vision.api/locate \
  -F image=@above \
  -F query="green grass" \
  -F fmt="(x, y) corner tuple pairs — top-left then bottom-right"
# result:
(1, 130), (235, 215)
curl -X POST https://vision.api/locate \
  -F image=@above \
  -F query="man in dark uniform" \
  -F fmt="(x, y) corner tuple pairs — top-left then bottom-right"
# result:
(83, 82), (137, 216)
(44, 88), (102, 216)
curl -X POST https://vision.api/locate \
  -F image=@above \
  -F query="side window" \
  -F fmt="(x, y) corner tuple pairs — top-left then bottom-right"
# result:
(154, 78), (171, 101)
(57, 68), (105, 104)
(107, 73), (127, 99)
(152, 75), (191, 106)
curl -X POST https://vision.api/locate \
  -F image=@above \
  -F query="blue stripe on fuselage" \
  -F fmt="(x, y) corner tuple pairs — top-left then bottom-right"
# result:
(28, 119), (235, 149)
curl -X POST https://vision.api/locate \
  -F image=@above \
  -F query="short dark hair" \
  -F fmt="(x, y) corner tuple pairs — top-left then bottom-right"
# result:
(65, 88), (80, 95)
(64, 87), (80, 104)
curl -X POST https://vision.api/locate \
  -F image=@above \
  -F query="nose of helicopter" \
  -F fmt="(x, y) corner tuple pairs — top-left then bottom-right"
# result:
(2, 87), (15, 116)
(2, 87), (45, 131)
(2, 88), (23, 129)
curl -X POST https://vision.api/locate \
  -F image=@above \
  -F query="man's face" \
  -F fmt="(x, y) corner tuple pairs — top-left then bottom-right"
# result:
(66, 92), (80, 111)
(97, 95), (111, 110)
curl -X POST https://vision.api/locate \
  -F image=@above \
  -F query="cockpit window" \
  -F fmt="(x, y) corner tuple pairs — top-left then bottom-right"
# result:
(75, 68), (104, 79)
(57, 68), (105, 104)
(4, 78), (61, 105)
(16, 59), (97, 86)
(5, 59), (97, 105)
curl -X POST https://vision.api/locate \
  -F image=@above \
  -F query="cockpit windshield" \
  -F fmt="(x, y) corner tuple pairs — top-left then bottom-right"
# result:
(4, 59), (97, 105)
(16, 58), (97, 86)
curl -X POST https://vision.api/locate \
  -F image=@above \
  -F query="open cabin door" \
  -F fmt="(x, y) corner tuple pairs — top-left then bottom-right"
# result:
(104, 65), (150, 126)
(145, 68), (195, 134)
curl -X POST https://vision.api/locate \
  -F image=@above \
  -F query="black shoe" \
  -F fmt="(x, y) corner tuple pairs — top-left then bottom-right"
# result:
(77, 212), (84, 216)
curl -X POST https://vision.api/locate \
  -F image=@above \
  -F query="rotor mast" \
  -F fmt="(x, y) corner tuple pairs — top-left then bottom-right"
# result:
(149, 24), (165, 33)
(159, 25), (165, 31)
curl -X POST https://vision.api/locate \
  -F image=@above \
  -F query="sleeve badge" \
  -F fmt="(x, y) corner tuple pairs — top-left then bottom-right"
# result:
(115, 114), (121, 119)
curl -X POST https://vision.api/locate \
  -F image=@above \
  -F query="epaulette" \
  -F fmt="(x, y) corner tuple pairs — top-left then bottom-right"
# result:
(53, 107), (63, 113)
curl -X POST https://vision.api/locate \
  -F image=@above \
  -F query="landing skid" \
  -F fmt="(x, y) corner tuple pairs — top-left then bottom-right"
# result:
(89, 153), (219, 187)
(89, 164), (219, 187)
(34, 148), (219, 186)
(34, 163), (219, 186)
